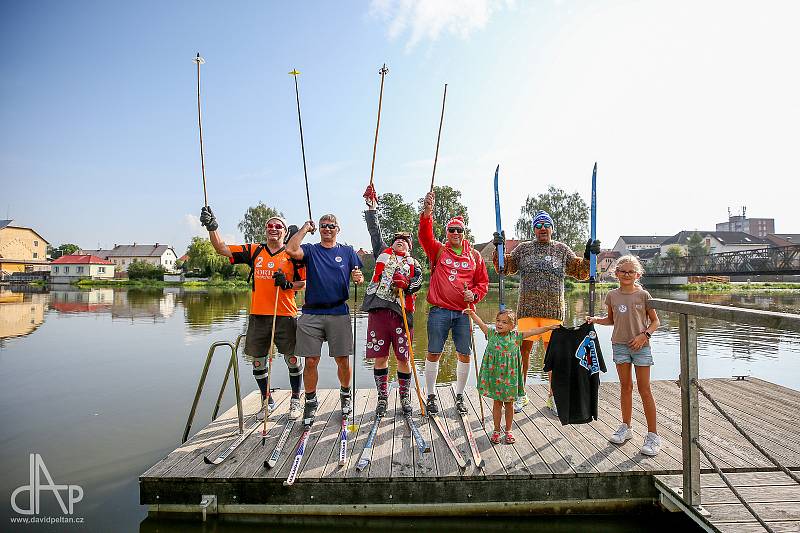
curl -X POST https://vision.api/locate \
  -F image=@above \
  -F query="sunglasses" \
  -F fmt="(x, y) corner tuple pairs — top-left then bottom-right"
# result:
(266, 223), (284, 230)
(533, 222), (553, 229)
(616, 269), (637, 275)
(320, 223), (337, 230)
(447, 227), (464, 234)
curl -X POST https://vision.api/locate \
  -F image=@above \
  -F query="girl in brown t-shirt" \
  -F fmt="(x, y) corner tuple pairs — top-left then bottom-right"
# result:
(587, 255), (661, 456)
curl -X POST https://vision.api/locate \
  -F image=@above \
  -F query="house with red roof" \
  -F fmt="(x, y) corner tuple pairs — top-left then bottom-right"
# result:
(51, 254), (115, 284)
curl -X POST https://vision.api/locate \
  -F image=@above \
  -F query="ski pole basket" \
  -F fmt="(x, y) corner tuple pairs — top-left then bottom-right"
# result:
(182, 334), (247, 444)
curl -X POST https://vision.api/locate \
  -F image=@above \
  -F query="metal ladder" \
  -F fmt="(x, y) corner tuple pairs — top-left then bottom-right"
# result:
(182, 333), (246, 444)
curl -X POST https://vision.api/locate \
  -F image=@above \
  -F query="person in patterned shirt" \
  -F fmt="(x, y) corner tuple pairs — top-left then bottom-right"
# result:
(493, 211), (599, 415)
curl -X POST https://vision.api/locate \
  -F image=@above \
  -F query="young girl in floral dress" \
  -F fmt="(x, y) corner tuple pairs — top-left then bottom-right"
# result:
(464, 308), (560, 444)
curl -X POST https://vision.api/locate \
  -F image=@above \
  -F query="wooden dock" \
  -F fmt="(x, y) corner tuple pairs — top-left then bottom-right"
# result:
(141, 378), (800, 529)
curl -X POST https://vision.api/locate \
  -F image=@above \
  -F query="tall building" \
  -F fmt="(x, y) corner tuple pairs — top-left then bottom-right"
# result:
(716, 208), (774, 237)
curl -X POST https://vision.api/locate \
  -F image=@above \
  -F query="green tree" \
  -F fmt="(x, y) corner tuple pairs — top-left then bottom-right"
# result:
(185, 237), (227, 276)
(686, 232), (709, 256)
(127, 260), (166, 280)
(238, 202), (283, 243)
(376, 193), (417, 244)
(515, 186), (589, 252)
(48, 243), (80, 259)
(416, 185), (474, 242)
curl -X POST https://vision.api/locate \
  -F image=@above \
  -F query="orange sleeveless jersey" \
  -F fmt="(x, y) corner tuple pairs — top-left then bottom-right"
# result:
(229, 244), (305, 317)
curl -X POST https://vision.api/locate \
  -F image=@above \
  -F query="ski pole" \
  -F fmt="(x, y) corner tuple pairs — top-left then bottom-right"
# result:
(193, 53), (209, 207)
(262, 288), (281, 445)
(368, 64), (389, 187)
(399, 292), (426, 416)
(289, 69), (313, 224)
(352, 267), (360, 421)
(464, 283), (484, 421)
(589, 162), (598, 316)
(429, 83), (448, 192)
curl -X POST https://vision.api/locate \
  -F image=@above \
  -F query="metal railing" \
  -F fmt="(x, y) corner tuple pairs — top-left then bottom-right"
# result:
(182, 333), (247, 443)
(646, 245), (800, 277)
(649, 299), (800, 511)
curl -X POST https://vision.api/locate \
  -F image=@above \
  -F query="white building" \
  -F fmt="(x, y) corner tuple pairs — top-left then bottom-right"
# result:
(612, 236), (671, 255)
(80, 244), (179, 273)
(50, 254), (115, 283)
(659, 231), (773, 256)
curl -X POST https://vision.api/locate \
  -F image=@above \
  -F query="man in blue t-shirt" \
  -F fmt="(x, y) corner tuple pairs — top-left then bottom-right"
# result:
(286, 213), (364, 425)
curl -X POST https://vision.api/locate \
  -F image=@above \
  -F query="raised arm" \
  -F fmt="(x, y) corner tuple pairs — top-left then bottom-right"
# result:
(463, 308), (489, 336)
(200, 206), (232, 258)
(418, 190), (442, 262)
(286, 220), (315, 260)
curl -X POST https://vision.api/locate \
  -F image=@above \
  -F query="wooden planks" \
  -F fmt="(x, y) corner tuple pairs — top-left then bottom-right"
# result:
(142, 379), (800, 519)
(655, 471), (800, 533)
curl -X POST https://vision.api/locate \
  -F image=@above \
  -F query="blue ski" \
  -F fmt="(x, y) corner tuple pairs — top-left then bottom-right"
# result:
(589, 163), (597, 316)
(493, 164), (505, 311)
(356, 414), (382, 471)
(404, 412), (431, 454)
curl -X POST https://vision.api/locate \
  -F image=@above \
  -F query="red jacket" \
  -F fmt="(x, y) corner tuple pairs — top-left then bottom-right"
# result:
(418, 213), (489, 311)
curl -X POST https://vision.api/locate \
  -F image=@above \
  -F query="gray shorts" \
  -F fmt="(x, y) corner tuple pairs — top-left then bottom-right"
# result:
(296, 313), (353, 358)
(612, 343), (654, 366)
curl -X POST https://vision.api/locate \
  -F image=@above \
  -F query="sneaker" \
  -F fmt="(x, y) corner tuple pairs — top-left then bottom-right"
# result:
(609, 424), (633, 445)
(546, 395), (558, 418)
(302, 399), (318, 426)
(288, 398), (302, 420)
(455, 393), (467, 414)
(375, 395), (389, 417)
(399, 393), (412, 415)
(513, 397), (523, 414)
(489, 431), (502, 444)
(505, 431), (516, 444)
(513, 394), (530, 414)
(340, 392), (352, 416)
(641, 432), (661, 456)
(426, 394), (439, 415)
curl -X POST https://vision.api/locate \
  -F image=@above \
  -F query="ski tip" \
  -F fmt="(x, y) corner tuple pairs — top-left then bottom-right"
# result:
(203, 456), (214, 465)
(423, 446), (432, 453)
(495, 164), (499, 172)
(282, 481), (291, 487)
(264, 460), (271, 469)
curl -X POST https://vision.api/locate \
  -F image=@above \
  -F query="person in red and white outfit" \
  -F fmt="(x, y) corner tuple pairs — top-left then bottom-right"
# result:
(418, 190), (489, 415)
(361, 185), (423, 416)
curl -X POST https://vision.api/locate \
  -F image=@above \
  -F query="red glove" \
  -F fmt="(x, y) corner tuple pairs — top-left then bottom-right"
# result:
(363, 184), (378, 205)
(392, 270), (410, 290)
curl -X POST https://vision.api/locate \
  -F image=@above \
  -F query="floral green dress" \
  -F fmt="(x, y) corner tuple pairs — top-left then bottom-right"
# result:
(477, 328), (525, 402)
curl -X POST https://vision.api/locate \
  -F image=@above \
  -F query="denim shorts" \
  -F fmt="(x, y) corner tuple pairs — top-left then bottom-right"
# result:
(426, 306), (472, 355)
(612, 343), (654, 366)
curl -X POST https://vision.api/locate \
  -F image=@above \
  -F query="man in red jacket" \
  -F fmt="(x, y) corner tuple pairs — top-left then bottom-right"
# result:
(418, 190), (489, 414)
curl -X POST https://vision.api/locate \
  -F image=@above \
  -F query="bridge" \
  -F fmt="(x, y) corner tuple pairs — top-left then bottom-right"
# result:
(644, 245), (800, 278)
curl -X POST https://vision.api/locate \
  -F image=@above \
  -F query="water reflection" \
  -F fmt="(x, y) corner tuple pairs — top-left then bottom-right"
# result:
(0, 289), (46, 343)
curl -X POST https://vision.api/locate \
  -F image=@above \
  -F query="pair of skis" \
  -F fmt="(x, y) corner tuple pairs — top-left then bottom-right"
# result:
(356, 409), (430, 472)
(428, 389), (484, 470)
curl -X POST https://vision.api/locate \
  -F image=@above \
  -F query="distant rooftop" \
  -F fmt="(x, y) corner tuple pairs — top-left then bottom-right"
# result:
(618, 236), (671, 245)
(52, 254), (113, 265)
(661, 231), (772, 247)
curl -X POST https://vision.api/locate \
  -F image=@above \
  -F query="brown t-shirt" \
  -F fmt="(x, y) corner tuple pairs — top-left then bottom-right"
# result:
(604, 288), (654, 344)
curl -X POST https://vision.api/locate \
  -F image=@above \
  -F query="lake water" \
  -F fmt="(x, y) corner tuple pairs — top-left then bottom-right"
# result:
(1, 285), (798, 531)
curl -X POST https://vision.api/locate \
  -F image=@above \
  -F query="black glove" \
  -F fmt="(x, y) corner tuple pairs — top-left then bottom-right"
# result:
(200, 206), (218, 232)
(272, 270), (292, 290)
(492, 230), (505, 247)
(584, 238), (601, 259)
(284, 224), (299, 245)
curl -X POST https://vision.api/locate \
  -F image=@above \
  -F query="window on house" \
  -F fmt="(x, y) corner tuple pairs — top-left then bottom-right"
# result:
(77, 266), (84, 273)
(54, 266), (59, 273)
(99, 267), (105, 273)
(33, 253), (38, 258)
(64, 266), (70, 273)
(33, 240), (38, 247)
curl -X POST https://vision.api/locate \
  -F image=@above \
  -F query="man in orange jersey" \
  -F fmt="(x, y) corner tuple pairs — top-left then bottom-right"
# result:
(201, 206), (306, 420)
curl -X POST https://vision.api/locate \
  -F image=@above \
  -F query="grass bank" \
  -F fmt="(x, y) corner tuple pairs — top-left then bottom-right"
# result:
(676, 282), (800, 292)
(73, 278), (250, 290)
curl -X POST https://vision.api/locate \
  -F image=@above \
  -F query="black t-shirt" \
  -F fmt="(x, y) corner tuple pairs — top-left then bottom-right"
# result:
(543, 323), (607, 425)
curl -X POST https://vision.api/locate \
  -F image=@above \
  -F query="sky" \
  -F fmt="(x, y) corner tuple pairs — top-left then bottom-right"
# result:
(1, 0), (798, 254)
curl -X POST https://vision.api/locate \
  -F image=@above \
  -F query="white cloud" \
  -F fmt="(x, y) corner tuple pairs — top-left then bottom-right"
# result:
(370, 0), (514, 49)
(184, 214), (205, 236)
